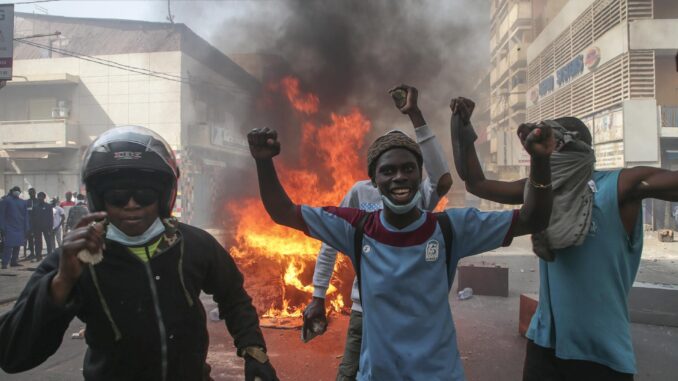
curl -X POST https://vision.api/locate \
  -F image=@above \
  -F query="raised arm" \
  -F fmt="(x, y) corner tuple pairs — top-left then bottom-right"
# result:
(617, 166), (678, 233)
(619, 166), (678, 202)
(390, 84), (452, 198)
(248, 128), (305, 231)
(509, 126), (555, 237)
(450, 97), (526, 204)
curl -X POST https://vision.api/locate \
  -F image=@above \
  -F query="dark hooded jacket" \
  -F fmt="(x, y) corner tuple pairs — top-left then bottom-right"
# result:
(0, 221), (265, 381)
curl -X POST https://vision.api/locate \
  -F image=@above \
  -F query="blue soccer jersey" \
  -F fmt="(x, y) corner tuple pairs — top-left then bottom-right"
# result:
(298, 205), (516, 381)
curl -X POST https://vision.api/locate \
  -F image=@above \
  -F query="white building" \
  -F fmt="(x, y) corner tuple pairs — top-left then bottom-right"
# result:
(488, 0), (535, 181)
(526, 0), (678, 171)
(526, 0), (678, 228)
(0, 13), (261, 227)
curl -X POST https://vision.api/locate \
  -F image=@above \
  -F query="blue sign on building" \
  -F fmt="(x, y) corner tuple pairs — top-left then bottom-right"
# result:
(556, 54), (584, 87)
(539, 76), (554, 97)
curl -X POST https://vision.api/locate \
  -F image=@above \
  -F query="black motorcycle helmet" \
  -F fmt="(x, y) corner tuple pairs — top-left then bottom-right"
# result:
(82, 126), (180, 217)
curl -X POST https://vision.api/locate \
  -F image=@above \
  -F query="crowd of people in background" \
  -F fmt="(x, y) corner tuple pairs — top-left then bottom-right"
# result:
(0, 188), (89, 269)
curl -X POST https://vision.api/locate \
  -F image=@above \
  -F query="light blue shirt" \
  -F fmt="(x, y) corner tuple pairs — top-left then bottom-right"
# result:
(300, 205), (514, 381)
(527, 170), (643, 374)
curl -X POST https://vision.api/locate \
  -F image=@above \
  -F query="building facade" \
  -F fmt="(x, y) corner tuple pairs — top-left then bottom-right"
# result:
(0, 13), (261, 228)
(526, 0), (678, 227)
(488, 0), (536, 181)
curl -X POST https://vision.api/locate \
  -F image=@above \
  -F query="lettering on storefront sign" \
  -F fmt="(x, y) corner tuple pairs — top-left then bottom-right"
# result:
(539, 76), (554, 97)
(528, 46), (600, 108)
(556, 55), (584, 87)
(211, 126), (248, 148)
(594, 141), (624, 170)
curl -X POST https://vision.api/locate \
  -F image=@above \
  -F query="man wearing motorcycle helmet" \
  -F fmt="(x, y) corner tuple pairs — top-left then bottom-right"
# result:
(0, 126), (279, 381)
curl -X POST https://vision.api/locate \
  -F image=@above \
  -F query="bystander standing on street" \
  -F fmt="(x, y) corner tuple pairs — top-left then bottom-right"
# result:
(60, 192), (75, 225)
(25, 188), (37, 259)
(31, 192), (54, 262)
(0, 187), (29, 269)
(65, 194), (89, 233)
(52, 198), (65, 248)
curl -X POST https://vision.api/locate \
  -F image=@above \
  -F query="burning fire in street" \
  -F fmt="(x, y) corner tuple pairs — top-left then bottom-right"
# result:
(228, 76), (371, 320)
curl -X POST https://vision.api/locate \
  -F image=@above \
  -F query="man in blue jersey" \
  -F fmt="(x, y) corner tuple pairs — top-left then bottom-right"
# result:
(247, 118), (554, 380)
(302, 84), (452, 381)
(450, 97), (678, 381)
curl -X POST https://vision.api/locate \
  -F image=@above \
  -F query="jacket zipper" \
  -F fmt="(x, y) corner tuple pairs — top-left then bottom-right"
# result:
(144, 246), (168, 381)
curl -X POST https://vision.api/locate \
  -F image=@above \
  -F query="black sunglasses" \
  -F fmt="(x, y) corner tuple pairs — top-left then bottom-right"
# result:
(103, 188), (160, 208)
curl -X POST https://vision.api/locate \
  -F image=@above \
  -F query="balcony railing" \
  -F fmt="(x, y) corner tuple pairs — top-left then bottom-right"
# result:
(0, 119), (79, 149)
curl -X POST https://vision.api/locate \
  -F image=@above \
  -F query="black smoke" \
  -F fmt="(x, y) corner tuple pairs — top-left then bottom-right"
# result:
(173, 0), (490, 138)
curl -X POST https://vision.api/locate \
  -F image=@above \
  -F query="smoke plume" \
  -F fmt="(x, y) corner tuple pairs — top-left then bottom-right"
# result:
(173, 0), (490, 138)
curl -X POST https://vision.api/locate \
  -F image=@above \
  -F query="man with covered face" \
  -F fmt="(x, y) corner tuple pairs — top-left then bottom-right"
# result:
(450, 97), (678, 381)
(0, 126), (278, 381)
(248, 114), (554, 380)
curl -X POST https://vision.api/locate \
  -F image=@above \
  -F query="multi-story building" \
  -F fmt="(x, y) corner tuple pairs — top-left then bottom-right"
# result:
(526, 0), (678, 228)
(488, 0), (537, 181)
(0, 13), (261, 227)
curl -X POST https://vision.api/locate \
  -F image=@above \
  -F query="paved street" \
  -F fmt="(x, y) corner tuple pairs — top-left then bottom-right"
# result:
(1, 235), (677, 380)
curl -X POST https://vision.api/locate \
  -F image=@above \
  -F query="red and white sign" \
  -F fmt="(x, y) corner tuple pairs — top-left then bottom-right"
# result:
(0, 4), (13, 81)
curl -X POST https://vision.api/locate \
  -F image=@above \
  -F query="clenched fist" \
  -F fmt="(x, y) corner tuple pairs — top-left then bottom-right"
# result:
(248, 128), (281, 160)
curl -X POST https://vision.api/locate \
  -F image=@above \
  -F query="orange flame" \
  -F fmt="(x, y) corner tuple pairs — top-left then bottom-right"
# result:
(229, 76), (371, 318)
(268, 76), (320, 115)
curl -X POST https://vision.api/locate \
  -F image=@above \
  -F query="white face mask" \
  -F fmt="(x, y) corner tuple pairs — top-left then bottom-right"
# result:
(380, 190), (422, 215)
(106, 217), (165, 246)
(11, 191), (20, 197)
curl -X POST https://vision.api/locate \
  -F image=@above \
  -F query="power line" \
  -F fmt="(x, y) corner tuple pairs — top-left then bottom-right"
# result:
(6, 0), (59, 5)
(17, 38), (186, 81)
(14, 38), (246, 94)
(167, 0), (174, 24)
(14, 31), (61, 40)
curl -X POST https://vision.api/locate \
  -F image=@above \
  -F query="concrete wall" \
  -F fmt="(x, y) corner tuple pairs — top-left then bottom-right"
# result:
(527, 0), (596, 62)
(623, 99), (660, 165)
(10, 51), (183, 149)
(0, 51), (184, 200)
(629, 19), (678, 50)
(178, 52), (259, 227)
(180, 52), (253, 154)
(531, 0), (569, 37)
(654, 0), (678, 19)
(656, 56), (678, 106)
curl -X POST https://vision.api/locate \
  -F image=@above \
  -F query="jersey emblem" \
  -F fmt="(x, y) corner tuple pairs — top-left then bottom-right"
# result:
(362, 244), (371, 254)
(425, 240), (439, 262)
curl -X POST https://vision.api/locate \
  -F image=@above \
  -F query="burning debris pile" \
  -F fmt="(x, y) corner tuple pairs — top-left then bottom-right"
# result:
(227, 76), (371, 320)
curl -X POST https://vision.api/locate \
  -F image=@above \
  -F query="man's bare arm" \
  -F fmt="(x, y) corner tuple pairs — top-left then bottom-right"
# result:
(248, 128), (305, 231)
(450, 97), (525, 204)
(508, 128), (554, 237)
(619, 166), (678, 203)
(617, 166), (678, 234)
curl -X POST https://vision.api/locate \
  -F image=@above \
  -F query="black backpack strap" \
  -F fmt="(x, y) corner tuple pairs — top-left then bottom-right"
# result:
(353, 213), (370, 302)
(435, 212), (454, 287)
